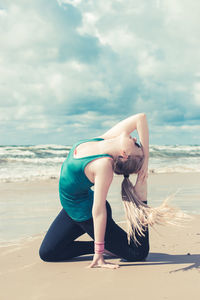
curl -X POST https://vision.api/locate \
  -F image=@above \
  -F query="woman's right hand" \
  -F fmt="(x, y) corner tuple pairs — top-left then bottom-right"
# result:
(86, 253), (119, 269)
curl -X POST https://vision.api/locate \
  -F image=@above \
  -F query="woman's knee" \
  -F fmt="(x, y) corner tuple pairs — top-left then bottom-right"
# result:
(39, 244), (54, 262)
(140, 245), (149, 261)
(125, 244), (149, 262)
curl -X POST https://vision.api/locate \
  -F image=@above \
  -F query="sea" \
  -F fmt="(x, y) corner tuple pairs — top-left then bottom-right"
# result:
(0, 144), (200, 182)
(0, 144), (200, 245)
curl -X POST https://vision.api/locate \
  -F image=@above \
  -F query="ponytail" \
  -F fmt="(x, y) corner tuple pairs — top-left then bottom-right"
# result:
(121, 176), (190, 246)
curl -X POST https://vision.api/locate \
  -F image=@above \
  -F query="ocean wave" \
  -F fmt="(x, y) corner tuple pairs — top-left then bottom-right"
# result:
(0, 174), (60, 183)
(0, 146), (69, 162)
(0, 149), (36, 156)
(0, 168), (61, 182)
(3, 157), (66, 164)
(27, 144), (71, 150)
(36, 149), (69, 154)
(150, 145), (200, 158)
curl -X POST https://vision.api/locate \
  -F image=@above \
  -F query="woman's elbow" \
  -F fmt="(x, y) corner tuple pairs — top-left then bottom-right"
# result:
(139, 112), (146, 119)
(92, 204), (107, 218)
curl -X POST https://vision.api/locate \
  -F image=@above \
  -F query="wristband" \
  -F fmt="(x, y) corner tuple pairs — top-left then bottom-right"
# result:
(94, 241), (105, 254)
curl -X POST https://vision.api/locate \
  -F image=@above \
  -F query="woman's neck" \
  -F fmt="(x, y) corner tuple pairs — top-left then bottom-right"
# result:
(99, 136), (121, 159)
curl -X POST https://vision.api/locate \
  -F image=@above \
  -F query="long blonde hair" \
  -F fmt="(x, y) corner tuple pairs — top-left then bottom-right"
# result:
(113, 155), (190, 245)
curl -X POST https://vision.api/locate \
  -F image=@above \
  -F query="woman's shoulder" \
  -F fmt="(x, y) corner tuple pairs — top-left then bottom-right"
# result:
(92, 157), (114, 181)
(92, 155), (114, 175)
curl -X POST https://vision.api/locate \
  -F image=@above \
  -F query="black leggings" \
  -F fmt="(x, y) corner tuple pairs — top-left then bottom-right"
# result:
(39, 201), (149, 262)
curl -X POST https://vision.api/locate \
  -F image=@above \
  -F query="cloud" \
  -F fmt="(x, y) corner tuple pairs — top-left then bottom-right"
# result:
(0, 0), (200, 145)
(193, 81), (200, 106)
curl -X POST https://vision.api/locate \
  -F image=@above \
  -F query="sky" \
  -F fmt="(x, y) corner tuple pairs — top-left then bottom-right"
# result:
(0, 0), (200, 146)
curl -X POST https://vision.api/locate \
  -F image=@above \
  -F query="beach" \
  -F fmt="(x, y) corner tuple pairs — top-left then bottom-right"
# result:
(2, 0), (200, 298)
(0, 173), (200, 300)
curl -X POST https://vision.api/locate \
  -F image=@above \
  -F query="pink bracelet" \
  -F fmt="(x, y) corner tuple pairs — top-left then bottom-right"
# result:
(94, 241), (105, 254)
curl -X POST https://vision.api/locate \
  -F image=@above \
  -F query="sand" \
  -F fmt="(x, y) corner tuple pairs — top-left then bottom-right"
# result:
(0, 173), (200, 300)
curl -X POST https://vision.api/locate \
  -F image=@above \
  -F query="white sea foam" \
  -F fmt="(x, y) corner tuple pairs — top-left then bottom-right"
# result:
(0, 149), (36, 156)
(149, 165), (200, 173)
(5, 157), (65, 163)
(29, 144), (71, 149)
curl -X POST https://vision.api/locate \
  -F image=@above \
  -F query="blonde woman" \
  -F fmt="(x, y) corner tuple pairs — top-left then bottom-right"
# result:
(39, 113), (154, 269)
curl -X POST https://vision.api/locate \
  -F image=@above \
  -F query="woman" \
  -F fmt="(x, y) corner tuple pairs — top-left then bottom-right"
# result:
(39, 113), (173, 269)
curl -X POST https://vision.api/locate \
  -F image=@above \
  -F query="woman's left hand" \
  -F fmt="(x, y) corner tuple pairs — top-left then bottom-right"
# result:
(86, 253), (119, 269)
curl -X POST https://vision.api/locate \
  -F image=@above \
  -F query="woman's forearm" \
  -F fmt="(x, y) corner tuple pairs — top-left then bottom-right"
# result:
(136, 114), (149, 158)
(135, 180), (148, 201)
(92, 206), (107, 242)
(135, 114), (149, 201)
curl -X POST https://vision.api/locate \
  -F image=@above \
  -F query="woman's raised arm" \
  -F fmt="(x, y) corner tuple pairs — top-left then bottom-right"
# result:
(134, 176), (148, 202)
(100, 113), (147, 139)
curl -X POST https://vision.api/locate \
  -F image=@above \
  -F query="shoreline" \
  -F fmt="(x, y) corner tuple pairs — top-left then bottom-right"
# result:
(0, 170), (200, 183)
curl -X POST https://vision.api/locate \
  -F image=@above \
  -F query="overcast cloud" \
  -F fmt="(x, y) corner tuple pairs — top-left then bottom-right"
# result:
(0, 0), (200, 145)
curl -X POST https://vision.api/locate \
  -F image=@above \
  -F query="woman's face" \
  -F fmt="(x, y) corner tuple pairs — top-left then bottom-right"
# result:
(120, 132), (143, 157)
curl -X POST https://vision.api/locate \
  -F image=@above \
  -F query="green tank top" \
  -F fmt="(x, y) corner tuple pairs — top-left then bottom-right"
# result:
(59, 137), (113, 221)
